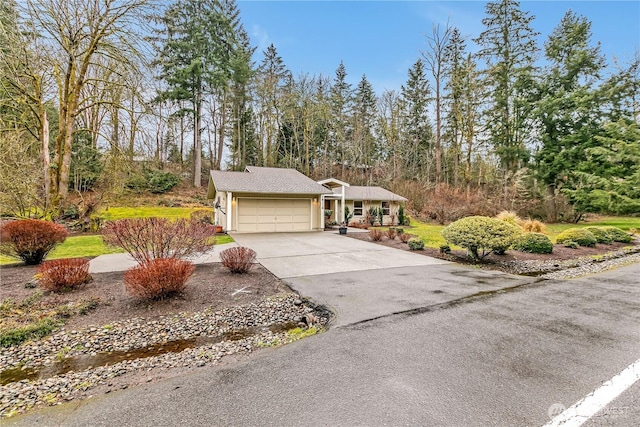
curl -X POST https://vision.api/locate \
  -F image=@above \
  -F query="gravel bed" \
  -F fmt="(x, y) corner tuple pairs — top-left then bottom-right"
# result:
(494, 246), (640, 279)
(0, 294), (328, 418)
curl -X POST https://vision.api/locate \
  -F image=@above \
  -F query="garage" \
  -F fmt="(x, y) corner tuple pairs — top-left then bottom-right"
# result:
(237, 198), (311, 233)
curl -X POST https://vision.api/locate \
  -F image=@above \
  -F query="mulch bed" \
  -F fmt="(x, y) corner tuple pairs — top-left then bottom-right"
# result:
(345, 231), (638, 273)
(0, 263), (292, 331)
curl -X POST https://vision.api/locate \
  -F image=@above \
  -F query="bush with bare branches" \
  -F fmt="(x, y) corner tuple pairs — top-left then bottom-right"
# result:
(38, 258), (92, 292)
(219, 247), (256, 274)
(124, 258), (195, 299)
(0, 220), (68, 265)
(102, 218), (215, 265)
(386, 229), (397, 240)
(399, 233), (413, 243)
(369, 229), (383, 241)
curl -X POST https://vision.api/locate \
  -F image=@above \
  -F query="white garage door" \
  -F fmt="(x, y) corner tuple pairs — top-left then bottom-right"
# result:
(237, 198), (311, 232)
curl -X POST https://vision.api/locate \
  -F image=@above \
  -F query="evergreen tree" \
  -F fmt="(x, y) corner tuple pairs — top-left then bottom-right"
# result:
(475, 0), (539, 192)
(155, 0), (237, 186)
(352, 74), (377, 182)
(443, 27), (466, 186)
(564, 119), (640, 215)
(533, 10), (606, 220)
(329, 61), (353, 178)
(256, 43), (291, 166)
(400, 59), (432, 181)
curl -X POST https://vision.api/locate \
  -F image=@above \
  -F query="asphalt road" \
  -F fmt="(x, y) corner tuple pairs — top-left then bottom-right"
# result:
(9, 262), (640, 427)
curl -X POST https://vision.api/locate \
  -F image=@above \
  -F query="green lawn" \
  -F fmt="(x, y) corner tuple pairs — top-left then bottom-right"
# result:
(390, 215), (639, 248)
(96, 206), (213, 221)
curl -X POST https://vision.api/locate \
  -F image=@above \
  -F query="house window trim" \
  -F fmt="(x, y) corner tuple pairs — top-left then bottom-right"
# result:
(381, 201), (390, 216)
(353, 200), (363, 216)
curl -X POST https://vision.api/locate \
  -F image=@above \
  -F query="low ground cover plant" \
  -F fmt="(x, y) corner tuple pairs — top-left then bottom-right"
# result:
(442, 216), (521, 260)
(219, 247), (256, 274)
(124, 258), (195, 299)
(0, 220), (68, 265)
(407, 238), (424, 250)
(555, 228), (597, 247)
(37, 258), (92, 292)
(513, 233), (554, 254)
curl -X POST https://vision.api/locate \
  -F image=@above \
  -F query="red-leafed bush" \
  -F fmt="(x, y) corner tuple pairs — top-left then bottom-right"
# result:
(219, 247), (256, 274)
(369, 229), (383, 241)
(102, 218), (215, 265)
(386, 229), (397, 240)
(0, 219), (68, 265)
(399, 233), (413, 243)
(124, 258), (195, 299)
(38, 258), (92, 292)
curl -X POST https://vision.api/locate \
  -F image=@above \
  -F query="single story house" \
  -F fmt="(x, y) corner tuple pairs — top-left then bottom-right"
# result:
(207, 166), (407, 233)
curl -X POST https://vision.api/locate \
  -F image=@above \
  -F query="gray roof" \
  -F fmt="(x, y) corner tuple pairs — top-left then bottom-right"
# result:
(333, 186), (407, 202)
(209, 166), (332, 195)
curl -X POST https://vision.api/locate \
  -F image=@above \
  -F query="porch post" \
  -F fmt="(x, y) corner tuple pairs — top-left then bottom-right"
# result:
(320, 195), (325, 229)
(226, 191), (232, 231)
(341, 185), (346, 223)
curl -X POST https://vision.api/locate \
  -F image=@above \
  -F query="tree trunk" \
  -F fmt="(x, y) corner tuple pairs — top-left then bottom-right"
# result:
(42, 110), (50, 211)
(193, 93), (202, 187)
(546, 183), (557, 223)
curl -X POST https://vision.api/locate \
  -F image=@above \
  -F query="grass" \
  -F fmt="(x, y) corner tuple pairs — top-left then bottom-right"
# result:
(1, 206), (234, 265)
(382, 215), (639, 248)
(96, 206), (213, 221)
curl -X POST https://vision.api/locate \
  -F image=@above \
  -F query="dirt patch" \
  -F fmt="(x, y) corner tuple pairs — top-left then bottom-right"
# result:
(0, 262), (292, 332)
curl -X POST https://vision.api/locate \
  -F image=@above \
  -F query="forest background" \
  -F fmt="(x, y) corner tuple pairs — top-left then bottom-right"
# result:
(1, 0), (638, 224)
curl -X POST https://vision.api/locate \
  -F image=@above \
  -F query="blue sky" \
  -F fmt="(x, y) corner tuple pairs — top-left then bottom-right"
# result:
(237, 0), (640, 92)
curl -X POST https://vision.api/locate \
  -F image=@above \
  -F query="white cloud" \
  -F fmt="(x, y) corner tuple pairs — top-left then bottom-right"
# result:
(251, 24), (271, 52)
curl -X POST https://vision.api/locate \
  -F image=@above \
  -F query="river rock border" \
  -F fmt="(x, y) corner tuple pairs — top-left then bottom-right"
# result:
(1, 294), (329, 418)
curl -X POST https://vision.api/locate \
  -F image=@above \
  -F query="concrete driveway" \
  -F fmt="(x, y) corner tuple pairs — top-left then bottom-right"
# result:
(231, 231), (448, 278)
(231, 232), (539, 327)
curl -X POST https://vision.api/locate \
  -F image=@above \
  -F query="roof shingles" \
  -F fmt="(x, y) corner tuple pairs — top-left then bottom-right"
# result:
(210, 166), (332, 195)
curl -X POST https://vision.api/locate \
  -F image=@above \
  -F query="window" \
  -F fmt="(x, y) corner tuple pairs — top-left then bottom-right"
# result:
(353, 201), (363, 216)
(382, 201), (390, 215)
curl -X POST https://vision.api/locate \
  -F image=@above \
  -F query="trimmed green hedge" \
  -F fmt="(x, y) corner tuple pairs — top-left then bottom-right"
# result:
(442, 216), (521, 259)
(513, 232), (553, 254)
(407, 238), (424, 250)
(584, 227), (612, 244)
(555, 228), (597, 247)
(600, 226), (633, 243)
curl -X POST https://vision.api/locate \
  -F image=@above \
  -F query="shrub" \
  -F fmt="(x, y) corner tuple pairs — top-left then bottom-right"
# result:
(0, 220), (68, 265)
(124, 258), (195, 299)
(584, 227), (612, 244)
(520, 219), (547, 233)
(38, 258), (92, 292)
(395, 228), (404, 235)
(407, 238), (424, 250)
(600, 226), (632, 243)
(146, 170), (180, 194)
(442, 216), (521, 260)
(190, 210), (214, 225)
(513, 233), (554, 254)
(563, 240), (579, 249)
(369, 229), (383, 241)
(555, 228), (597, 247)
(495, 211), (522, 227)
(439, 244), (451, 254)
(386, 229), (397, 240)
(219, 247), (257, 274)
(399, 233), (412, 243)
(397, 205), (406, 227)
(102, 218), (215, 265)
